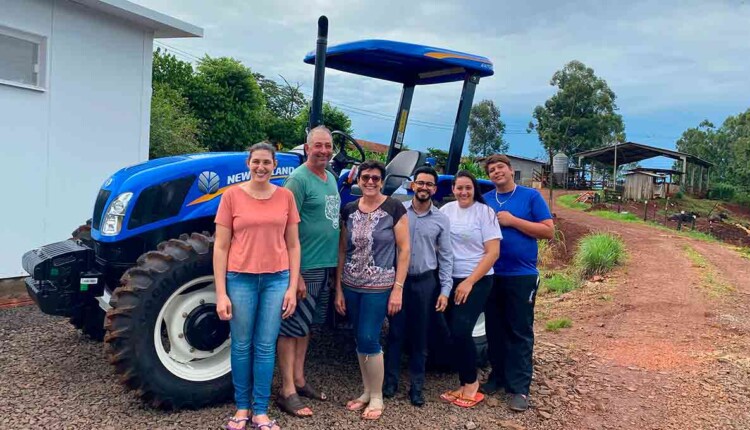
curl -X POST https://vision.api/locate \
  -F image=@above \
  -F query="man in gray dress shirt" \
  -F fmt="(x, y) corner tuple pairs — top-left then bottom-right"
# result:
(383, 166), (453, 406)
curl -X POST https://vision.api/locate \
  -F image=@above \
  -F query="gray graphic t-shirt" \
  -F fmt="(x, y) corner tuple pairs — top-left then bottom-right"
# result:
(341, 197), (407, 291)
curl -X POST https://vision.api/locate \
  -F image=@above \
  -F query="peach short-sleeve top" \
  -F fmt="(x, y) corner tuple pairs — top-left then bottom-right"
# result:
(215, 185), (300, 274)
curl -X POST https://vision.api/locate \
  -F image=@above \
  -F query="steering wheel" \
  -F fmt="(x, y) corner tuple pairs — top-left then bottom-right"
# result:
(331, 130), (366, 172)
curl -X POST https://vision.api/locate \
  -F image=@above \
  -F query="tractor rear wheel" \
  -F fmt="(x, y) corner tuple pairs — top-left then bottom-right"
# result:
(69, 221), (105, 341)
(104, 233), (232, 409)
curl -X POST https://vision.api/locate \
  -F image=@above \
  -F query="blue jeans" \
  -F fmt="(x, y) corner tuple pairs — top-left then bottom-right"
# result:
(226, 270), (289, 414)
(343, 287), (390, 355)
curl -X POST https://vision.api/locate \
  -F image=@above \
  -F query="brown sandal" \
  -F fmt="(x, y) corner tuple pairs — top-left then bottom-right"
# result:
(275, 392), (312, 417)
(296, 383), (328, 401)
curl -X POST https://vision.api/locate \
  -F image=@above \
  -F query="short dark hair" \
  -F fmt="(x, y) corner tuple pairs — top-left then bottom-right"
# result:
(483, 154), (512, 174)
(412, 166), (438, 183)
(453, 170), (487, 205)
(357, 159), (386, 181)
(247, 141), (276, 160)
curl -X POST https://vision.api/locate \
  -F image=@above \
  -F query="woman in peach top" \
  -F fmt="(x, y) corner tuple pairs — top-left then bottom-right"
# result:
(213, 142), (300, 430)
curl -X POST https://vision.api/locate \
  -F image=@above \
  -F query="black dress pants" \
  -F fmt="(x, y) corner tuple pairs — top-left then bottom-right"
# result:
(485, 274), (539, 395)
(384, 271), (439, 390)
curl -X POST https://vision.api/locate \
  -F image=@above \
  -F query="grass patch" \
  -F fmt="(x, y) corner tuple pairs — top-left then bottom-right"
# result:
(575, 233), (626, 278)
(557, 194), (589, 210)
(546, 317), (573, 332)
(543, 272), (579, 295)
(589, 210), (641, 222)
(682, 245), (734, 297)
(737, 247), (750, 260)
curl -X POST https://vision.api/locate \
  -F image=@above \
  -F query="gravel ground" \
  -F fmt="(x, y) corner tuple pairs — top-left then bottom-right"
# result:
(0, 306), (583, 430)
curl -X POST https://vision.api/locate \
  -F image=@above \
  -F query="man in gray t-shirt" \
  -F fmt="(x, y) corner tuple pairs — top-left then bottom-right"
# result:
(383, 166), (453, 407)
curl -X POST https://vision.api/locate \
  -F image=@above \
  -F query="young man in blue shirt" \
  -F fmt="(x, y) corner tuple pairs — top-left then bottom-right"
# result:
(481, 154), (554, 412)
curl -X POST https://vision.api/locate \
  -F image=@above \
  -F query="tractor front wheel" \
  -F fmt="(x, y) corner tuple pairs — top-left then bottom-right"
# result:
(104, 233), (232, 409)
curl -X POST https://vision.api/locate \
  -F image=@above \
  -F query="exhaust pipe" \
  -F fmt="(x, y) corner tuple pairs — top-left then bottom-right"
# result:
(309, 15), (328, 129)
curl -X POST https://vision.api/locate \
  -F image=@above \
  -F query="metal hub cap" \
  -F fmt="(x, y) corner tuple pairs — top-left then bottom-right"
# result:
(183, 303), (229, 352)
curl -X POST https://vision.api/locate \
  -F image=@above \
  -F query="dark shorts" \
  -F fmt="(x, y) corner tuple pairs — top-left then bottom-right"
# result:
(278, 268), (331, 338)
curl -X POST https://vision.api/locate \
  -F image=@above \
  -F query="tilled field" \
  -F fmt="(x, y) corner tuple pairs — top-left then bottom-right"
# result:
(1, 306), (587, 430)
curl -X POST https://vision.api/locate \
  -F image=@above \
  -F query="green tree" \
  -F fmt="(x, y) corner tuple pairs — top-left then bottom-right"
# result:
(468, 99), (507, 157)
(152, 48), (194, 94)
(426, 147), (449, 172)
(188, 56), (266, 151)
(529, 60), (625, 156)
(295, 102), (353, 144)
(149, 83), (205, 159)
(254, 73), (307, 148)
(718, 109), (750, 188)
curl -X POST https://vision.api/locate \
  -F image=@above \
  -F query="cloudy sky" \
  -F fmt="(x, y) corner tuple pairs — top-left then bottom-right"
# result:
(134, 0), (750, 168)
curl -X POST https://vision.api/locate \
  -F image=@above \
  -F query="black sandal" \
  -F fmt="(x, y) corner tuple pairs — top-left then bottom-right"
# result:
(276, 392), (312, 417)
(296, 383), (328, 401)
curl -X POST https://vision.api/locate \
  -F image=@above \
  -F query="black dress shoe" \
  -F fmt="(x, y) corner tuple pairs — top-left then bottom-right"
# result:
(408, 388), (425, 407)
(382, 382), (397, 398)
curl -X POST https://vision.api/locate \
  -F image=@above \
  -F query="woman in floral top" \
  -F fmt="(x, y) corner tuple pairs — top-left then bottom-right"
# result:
(334, 160), (410, 420)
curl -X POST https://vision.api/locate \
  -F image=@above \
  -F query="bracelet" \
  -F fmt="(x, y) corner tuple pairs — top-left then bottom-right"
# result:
(393, 281), (404, 289)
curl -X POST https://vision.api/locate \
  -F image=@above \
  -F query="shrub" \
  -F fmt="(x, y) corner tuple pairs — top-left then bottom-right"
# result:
(709, 183), (737, 201)
(575, 233), (626, 278)
(733, 191), (750, 208)
(674, 191), (684, 199)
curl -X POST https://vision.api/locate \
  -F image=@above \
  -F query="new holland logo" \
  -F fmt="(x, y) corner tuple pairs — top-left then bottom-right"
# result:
(198, 171), (220, 194)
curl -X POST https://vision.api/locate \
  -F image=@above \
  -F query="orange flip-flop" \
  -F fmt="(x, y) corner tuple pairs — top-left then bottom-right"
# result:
(452, 392), (485, 408)
(440, 389), (462, 403)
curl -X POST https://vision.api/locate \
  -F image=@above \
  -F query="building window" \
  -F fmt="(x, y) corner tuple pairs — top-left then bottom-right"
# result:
(0, 26), (46, 90)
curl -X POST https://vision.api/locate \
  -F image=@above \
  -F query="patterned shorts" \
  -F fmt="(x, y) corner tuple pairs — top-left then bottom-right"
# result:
(278, 268), (331, 338)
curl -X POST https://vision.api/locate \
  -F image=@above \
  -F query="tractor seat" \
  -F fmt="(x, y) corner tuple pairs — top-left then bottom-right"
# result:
(352, 150), (427, 196)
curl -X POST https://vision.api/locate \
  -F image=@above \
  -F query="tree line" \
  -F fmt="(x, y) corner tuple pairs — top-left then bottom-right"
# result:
(151, 49), (749, 206)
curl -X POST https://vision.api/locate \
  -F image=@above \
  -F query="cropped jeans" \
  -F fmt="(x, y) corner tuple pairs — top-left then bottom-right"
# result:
(226, 270), (289, 414)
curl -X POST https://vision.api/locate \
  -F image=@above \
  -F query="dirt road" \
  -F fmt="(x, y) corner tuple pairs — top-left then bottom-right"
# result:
(536, 203), (750, 429)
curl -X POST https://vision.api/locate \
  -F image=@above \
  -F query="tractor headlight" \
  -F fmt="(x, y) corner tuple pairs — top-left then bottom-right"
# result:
(101, 192), (133, 236)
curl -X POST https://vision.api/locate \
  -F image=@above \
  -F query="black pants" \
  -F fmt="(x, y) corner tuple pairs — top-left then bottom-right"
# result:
(446, 275), (493, 385)
(485, 274), (539, 395)
(385, 271), (438, 390)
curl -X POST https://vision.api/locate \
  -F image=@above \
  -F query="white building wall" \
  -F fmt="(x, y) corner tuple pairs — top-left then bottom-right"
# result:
(0, 0), (153, 277)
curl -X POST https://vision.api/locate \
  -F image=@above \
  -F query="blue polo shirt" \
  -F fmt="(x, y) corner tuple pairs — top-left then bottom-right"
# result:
(483, 185), (552, 276)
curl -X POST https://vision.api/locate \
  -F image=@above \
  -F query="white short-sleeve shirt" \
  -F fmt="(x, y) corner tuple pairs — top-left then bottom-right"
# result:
(440, 201), (502, 278)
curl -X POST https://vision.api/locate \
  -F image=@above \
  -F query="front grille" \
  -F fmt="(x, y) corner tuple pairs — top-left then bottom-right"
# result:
(92, 189), (111, 230)
(128, 175), (195, 229)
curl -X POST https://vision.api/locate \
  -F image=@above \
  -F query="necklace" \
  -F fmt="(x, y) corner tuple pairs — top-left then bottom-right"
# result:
(495, 185), (517, 207)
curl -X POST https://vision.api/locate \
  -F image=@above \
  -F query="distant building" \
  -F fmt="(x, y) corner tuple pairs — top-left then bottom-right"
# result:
(356, 139), (389, 154)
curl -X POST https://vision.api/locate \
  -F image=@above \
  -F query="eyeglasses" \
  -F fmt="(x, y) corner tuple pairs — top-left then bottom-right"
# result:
(360, 174), (382, 183)
(414, 181), (436, 188)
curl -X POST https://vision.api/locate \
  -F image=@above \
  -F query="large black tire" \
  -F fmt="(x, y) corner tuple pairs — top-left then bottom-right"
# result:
(104, 233), (232, 409)
(69, 221), (105, 341)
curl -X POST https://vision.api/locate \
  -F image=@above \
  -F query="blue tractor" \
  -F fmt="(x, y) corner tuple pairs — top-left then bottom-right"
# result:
(22, 17), (495, 409)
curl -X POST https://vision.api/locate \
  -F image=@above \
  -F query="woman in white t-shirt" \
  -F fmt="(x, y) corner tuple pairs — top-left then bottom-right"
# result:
(439, 170), (501, 408)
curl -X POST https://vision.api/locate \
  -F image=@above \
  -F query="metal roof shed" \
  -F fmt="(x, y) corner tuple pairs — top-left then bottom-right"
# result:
(575, 142), (713, 196)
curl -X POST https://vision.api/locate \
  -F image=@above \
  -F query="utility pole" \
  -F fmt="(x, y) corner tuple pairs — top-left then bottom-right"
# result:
(612, 140), (618, 190)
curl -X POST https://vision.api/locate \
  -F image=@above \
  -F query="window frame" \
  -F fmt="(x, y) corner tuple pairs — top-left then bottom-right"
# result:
(0, 25), (48, 92)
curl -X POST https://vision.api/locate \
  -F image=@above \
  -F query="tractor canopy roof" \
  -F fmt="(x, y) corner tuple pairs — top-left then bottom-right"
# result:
(304, 39), (494, 85)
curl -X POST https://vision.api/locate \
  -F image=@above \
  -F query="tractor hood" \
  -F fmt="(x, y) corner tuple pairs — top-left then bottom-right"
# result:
(91, 152), (303, 242)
